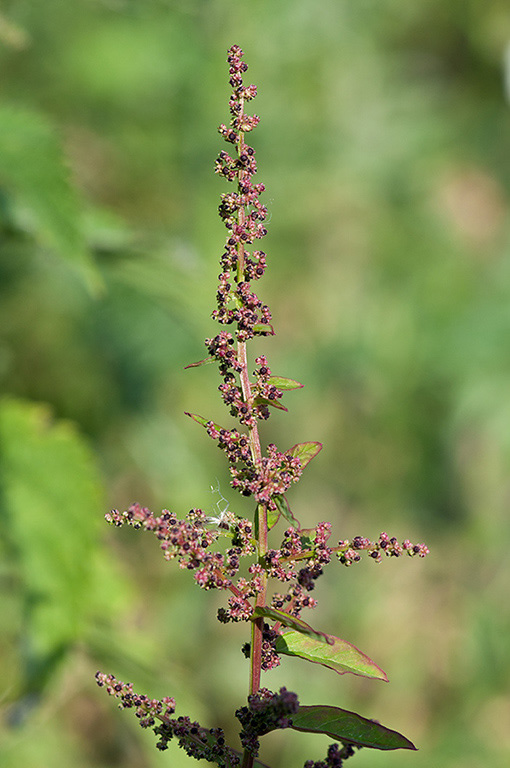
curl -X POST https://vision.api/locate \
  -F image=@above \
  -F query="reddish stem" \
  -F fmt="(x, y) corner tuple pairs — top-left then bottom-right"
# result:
(235, 100), (268, 768)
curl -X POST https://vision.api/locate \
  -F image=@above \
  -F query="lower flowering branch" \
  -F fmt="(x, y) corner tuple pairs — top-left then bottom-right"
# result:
(95, 673), (241, 767)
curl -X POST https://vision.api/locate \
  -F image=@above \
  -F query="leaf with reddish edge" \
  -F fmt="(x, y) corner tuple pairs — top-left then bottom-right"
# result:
(184, 412), (225, 433)
(266, 375), (303, 390)
(252, 607), (332, 644)
(184, 357), (214, 369)
(289, 705), (416, 751)
(286, 441), (322, 469)
(275, 631), (388, 681)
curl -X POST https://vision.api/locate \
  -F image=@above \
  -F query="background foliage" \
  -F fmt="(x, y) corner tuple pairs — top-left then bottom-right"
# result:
(1, 1), (509, 766)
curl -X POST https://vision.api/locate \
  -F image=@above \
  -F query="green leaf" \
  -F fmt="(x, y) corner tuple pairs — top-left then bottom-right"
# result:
(289, 705), (416, 751)
(0, 105), (102, 294)
(286, 441), (322, 468)
(273, 494), (301, 529)
(184, 412), (224, 432)
(252, 607), (331, 643)
(0, 398), (105, 696)
(266, 503), (280, 531)
(266, 376), (303, 390)
(275, 631), (388, 681)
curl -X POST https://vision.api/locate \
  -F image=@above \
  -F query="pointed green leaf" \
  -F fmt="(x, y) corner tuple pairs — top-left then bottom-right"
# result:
(275, 631), (388, 681)
(266, 503), (280, 531)
(286, 441), (322, 468)
(184, 412), (224, 433)
(289, 705), (416, 751)
(266, 376), (304, 390)
(252, 607), (331, 643)
(273, 494), (301, 529)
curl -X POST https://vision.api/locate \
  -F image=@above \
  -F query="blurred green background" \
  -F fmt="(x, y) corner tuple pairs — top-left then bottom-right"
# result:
(1, 1), (509, 766)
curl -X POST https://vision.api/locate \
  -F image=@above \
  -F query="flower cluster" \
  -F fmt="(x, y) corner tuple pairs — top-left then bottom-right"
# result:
(265, 524), (332, 608)
(230, 444), (303, 503)
(95, 672), (175, 726)
(336, 532), (430, 566)
(236, 687), (299, 757)
(105, 504), (255, 595)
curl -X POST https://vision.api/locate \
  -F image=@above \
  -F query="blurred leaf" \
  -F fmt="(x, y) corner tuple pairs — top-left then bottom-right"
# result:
(285, 441), (323, 468)
(0, 398), (104, 698)
(0, 105), (102, 294)
(275, 630), (388, 681)
(290, 705), (416, 751)
(266, 375), (303, 390)
(252, 606), (331, 643)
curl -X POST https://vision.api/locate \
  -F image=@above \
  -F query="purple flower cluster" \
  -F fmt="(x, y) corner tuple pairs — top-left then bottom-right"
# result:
(95, 672), (175, 726)
(105, 504), (255, 598)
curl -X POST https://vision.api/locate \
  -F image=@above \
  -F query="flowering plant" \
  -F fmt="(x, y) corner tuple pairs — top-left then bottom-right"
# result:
(96, 45), (428, 768)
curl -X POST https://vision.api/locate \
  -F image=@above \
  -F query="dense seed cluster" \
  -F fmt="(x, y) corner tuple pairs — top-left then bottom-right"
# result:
(236, 687), (299, 757)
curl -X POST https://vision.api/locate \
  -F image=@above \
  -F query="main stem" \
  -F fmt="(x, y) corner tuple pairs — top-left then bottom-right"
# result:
(236, 118), (268, 768)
